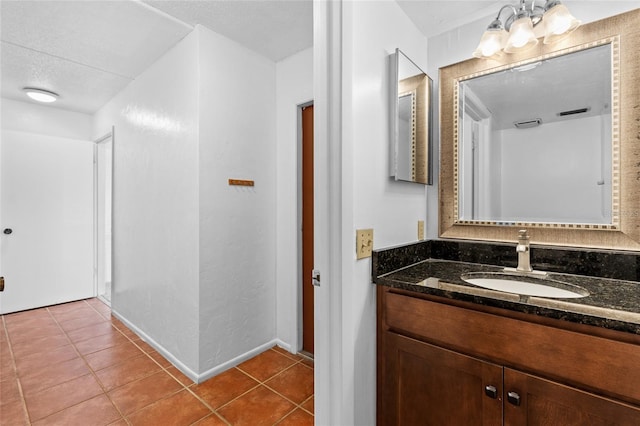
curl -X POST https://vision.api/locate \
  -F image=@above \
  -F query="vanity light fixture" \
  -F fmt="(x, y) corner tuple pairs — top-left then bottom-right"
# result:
(23, 87), (59, 103)
(473, 0), (580, 59)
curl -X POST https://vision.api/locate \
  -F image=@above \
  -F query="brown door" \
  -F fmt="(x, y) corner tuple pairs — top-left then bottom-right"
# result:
(302, 104), (314, 355)
(382, 332), (503, 425)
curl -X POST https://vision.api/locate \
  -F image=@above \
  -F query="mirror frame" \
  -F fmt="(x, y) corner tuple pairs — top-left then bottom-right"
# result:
(439, 9), (640, 250)
(390, 48), (433, 184)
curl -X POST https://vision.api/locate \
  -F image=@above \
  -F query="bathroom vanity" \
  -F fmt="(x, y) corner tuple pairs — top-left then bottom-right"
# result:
(374, 240), (640, 425)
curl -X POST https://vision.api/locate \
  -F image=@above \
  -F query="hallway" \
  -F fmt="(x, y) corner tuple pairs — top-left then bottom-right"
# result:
(0, 299), (313, 425)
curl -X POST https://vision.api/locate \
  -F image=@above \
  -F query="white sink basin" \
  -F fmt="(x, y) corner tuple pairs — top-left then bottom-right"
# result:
(460, 272), (589, 299)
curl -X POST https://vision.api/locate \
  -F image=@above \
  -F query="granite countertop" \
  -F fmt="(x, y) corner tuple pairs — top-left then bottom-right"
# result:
(375, 258), (640, 335)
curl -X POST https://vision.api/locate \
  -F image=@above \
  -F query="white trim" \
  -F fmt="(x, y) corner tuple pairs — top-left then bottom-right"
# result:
(314, 0), (344, 424)
(112, 309), (284, 384)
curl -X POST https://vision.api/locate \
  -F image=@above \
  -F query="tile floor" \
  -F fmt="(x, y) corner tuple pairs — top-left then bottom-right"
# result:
(1, 298), (314, 425)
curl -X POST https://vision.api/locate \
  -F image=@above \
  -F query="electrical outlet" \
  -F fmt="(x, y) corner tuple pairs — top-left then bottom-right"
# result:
(356, 228), (374, 259)
(418, 220), (425, 241)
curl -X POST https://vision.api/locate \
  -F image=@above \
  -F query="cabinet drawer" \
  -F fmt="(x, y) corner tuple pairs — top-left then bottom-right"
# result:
(382, 289), (640, 406)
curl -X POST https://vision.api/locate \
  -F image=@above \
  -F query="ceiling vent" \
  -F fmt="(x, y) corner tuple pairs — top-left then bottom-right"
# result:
(514, 118), (542, 129)
(558, 107), (590, 116)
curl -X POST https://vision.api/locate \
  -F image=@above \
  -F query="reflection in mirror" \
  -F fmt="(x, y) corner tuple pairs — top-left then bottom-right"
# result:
(390, 48), (432, 184)
(457, 43), (615, 226)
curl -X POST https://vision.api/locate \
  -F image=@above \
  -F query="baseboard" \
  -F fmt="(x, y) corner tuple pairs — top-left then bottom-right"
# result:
(111, 309), (291, 384)
(111, 309), (200, 383)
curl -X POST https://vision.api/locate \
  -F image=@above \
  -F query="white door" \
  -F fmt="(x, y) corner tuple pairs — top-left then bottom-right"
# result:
(0, 130), (94, 314)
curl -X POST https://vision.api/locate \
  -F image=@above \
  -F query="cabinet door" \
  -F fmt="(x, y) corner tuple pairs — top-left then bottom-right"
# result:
(504, 368), (640, 425)
(382, 332), (503, 425)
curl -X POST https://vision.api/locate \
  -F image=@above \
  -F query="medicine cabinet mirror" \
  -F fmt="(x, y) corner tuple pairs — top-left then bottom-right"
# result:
(390, 48), (432, 184)
(439, 9), (640, 250)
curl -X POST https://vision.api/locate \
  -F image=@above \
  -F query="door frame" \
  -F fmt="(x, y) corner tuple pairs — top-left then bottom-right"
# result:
(93, 128), (114, 305)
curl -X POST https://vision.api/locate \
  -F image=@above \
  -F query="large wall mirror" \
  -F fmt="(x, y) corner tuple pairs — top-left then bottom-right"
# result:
(439, 9), (640, 250)
(390, 48), (432, 184)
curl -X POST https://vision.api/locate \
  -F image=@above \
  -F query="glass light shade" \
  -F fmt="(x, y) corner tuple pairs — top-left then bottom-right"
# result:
(504, 16), (539, 53)
(543, 4), (580, 44)
(24, 88), (58, 103)
(473, 28), (508, 58)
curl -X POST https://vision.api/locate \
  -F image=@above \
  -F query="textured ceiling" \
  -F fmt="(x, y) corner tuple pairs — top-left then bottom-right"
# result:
(2, 1), (637, 115)
(144, 0), (313, 62)
(1, 0), (192, 114)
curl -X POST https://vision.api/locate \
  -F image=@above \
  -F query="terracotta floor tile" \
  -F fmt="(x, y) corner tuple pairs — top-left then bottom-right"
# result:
(4, 310), (52, 327)
(193, 368), (259, 409)
(95, 354), (161, 391)
(272, 346), (304, 361)
(50, 306), (97, 324)
(84, 341), (144, 371)
(19, 356), (90, 396)
(237, 349), (297, 382)
(113, 325), (138, 340)
(132, 339), (155, 353)
(301, 395), (314, 414)
(266, 363), (314, 404)
(192, 413), (229, 425)
(166, 366), (195, 387)
(108, 370), (183, 415)
(277, 408), (314, 425)
(11, 334), (71, 358)
(32, 394), (121, 426)
(147, 350), (172, 368)
(107, 420), (128, 426)
(66, 321), (119, 343)
(126, 389), (211, 426)
(24, 373), (103, 421)
(47, 300), (89, 314)
(15, 344), (78, 374)
(217, 385), (296, 426)
(301, 357), (314, 368)
(58, 313), (107, 332)
(0, 377), (22, 403)
(7, 324), (64, 343)
(0, 359), (17, 381)
(0, 398), (29, 425)
(74, 332), (129, 356)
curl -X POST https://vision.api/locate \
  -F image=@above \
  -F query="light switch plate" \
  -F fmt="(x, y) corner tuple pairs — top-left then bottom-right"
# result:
(356, 228), (374, 259)
(418, 220), (425, 241)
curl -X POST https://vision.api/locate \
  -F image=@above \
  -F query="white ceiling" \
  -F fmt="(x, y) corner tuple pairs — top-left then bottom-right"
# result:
(1, 1), (636, 115)
(2, 0), (493, 115)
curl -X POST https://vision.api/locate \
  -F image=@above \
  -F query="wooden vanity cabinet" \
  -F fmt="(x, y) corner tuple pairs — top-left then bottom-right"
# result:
(377, 286), (640, 425)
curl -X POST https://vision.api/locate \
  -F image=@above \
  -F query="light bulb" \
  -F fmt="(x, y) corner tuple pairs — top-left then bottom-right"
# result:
(543, 3), (580, 44)
(504, 17), (538, 53)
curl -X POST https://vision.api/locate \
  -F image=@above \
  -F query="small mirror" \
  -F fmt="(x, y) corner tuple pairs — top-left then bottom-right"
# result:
(390, 49), (432, 184)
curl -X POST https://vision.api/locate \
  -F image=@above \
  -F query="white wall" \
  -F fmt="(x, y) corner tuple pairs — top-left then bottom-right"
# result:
(427, 2), (640, 236)
(2, 98), (93, 139)
(93, 30), (201, 374)
(197, 25), (278, 375)
(499, 116), (610, 223)
(341, 1), (429, 423)
(274, 48), (313, 353)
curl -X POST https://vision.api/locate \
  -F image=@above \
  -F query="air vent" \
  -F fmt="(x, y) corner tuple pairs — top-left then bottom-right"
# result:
(514, 118), (542, 129)
(558, 107), (590, 116)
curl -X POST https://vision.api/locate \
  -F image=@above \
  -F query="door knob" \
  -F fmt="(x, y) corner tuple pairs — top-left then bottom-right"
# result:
(0, 276), (4, 292)
(3, 228), (12, 235)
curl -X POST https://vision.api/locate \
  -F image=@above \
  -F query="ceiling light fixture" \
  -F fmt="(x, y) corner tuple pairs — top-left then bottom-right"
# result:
(23, 87), (59, 103)
(473, 0), (580, 59)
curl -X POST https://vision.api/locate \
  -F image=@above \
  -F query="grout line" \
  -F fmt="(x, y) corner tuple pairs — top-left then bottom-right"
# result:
(1, 314), (31, 425)
(45, 303), (129, 425)
(5, 299), (314, 425)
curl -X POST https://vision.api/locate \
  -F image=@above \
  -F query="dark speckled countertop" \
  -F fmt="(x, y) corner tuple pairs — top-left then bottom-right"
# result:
(373, 240), (640, 335)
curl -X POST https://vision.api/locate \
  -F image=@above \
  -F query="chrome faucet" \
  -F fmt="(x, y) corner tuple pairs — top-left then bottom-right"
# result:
(515, 230), (532, 272)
